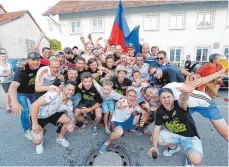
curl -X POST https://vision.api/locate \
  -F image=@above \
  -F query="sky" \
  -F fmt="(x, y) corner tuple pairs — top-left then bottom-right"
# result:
(0, 0), (60, 37)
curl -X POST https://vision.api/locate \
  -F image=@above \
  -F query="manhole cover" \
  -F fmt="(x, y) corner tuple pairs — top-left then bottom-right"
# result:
(93, 152), (122, 166)
(81, 144), (135, 166)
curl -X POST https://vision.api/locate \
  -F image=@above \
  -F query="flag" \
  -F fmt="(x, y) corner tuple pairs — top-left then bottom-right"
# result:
(109, 1), (140, 53)
(126, 26), (140, 54)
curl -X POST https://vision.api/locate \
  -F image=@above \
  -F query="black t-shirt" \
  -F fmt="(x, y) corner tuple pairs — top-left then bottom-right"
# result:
(111, 77), (133, 95)
(13, 65), (40, 94)
(76, 85), (103, 104)
(113, 53), (119, 62)
(185, 60), (191, 70)
(155, 100), (199, 138)
(87, 68), (103, 83)
(66, 55), (77, 64)
(157, 68), (184, 87)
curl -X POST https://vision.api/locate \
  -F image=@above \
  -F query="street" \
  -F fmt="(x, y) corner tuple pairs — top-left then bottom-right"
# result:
(0, 86), (228, 166)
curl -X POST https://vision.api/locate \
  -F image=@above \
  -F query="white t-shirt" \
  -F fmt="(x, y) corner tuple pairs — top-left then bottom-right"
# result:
(35, 66), (59, 86)
(163, 82), (212, 108)
(38, 91), (73, 119)
(111, 99), (141, 122)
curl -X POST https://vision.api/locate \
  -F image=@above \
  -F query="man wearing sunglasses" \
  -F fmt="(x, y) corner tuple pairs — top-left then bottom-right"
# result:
(149, 66), (185, 87)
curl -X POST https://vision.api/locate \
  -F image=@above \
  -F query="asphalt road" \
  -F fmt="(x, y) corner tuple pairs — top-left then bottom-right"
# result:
(0, 86), (228, 166)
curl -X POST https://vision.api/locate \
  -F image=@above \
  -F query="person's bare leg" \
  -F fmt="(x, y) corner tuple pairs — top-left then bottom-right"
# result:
(104, 113), (109, 128)
(186, 150), (202, 166)
(211, 119), (229, 142)
(57, 114), (69, 138)
(94, 107), (102, 126)
(104, 126), (124, 146)
(74, 109), (88, 124)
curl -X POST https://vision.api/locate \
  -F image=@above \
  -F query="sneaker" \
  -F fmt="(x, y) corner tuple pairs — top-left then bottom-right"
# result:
(163, 145), (180, 156)
(56, 137), (70, 147)
(79, 121), (90, 132)
(129, 129), (143, 136)
(25, 130), (32, 140)
(105, 127), (111, 134)
(185, 157), (194, 167)
(36, 142), (44, 154)
(99, 144), (108, 153)
(92, 126), (98, 136)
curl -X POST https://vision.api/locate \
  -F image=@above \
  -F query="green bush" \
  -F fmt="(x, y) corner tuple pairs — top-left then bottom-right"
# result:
(48, 39), (61, 51)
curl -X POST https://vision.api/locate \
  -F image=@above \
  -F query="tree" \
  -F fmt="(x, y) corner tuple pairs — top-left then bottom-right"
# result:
(48, 39), (61, 51)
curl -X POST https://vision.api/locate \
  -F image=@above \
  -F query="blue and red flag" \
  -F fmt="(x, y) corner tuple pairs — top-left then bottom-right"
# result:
(109, 1), (140, 54)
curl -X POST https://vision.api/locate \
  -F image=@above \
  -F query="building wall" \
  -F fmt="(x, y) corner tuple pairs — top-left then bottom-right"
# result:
(45, 15), (61, 41)
(59, 1), (229, 61)
(0, 13), (50, 59)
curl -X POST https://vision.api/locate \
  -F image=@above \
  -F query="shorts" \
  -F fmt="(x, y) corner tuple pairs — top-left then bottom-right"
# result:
(189, 101), (223, 120)
(114, 115), (135, 131)
(159, 129), (203, 157)
(76, 100), (97, 109)
(38, 112), (65, 128)
(1, 83), (10, 93)
(144, 121), (155, 133)
(102, 100), (115, 113)
(35, 92), (46, 100)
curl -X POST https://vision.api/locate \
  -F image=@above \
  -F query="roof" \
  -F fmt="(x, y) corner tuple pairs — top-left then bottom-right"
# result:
(43, 0), (227, 16)
(0, 10), (42, 31)
(0, 4), (7, 13)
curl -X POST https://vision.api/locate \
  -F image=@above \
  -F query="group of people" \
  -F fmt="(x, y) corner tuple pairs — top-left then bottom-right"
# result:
(0, 32), (228, 167)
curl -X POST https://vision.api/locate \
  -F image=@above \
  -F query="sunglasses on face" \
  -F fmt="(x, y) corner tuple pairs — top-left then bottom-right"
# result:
(157, 57), (164, 60)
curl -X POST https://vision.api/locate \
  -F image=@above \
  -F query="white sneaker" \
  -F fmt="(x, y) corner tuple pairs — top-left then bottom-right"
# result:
(25, 130), (32, 141)
(36, 142), (44, 155)
(163, 145), (180, 156)
(56, 137), (70, 147)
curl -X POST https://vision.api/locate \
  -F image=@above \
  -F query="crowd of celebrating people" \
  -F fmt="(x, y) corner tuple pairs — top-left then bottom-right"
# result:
(0, 32), (228, 167)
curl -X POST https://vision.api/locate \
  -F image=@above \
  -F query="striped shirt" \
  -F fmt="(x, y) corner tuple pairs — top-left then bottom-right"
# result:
(164, 82), (212, 107)
(35, 66), (59, 86)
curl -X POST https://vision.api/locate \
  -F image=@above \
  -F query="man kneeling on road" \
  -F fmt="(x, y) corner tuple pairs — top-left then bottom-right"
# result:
(31, 81), (76, 154)
(148, 74), (203, 167)
(99, 89), (148, 153)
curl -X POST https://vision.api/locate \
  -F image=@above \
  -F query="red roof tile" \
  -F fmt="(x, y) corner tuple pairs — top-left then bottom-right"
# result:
(0, 10), (42, 31)
(0, 10), (27, 24)
(43, 0), (222, 16)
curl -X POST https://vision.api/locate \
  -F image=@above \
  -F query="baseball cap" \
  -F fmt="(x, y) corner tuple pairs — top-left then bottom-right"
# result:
(0, 48), (7, 55)
(127, 43), (134, 49)
(115, 66), (128, 73)
(158, 88), (174, 96)
(27, 52), (41, 59)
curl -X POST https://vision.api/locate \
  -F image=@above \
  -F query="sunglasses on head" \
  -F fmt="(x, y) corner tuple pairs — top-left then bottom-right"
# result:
(156, 57), (164, 60)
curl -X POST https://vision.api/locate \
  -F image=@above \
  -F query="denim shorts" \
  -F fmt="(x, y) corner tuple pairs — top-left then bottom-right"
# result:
(114, 115), (135, 131)
(189, 101), (223, 120)
(102, 100), (115, 113)
(159, 129), (203, 157)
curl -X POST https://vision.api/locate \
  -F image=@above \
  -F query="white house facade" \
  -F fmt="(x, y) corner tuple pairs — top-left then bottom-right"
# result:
(44, 0), (229, 62)
(0, 6), (50, 59)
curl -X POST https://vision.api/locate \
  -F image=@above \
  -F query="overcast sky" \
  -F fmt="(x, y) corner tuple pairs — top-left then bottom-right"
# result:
(0, 0), (60, 36)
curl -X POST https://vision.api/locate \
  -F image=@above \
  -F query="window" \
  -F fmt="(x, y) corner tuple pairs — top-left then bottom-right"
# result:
(70, 20), (82, 34)
(26, 39), (35, 54)
(224, 47), (228, 59)
(91, 19), (104, 33)
(197, 11), (214, 28)
(195, 48), (210, 62)
(48, 19), (53, 31)
(143, 14), (159, 31)
(169, 48), (182, 62)
(169, 13), (185, 30)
